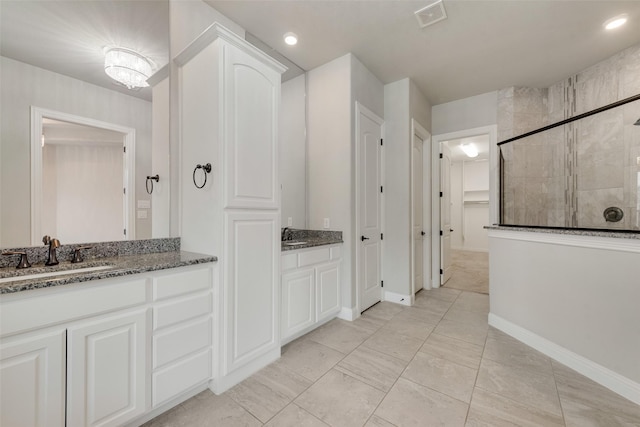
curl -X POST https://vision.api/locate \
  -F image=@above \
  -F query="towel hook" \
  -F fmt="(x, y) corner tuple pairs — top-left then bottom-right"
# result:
(146, 175), (159, 194)
(193, 163), (212, 189)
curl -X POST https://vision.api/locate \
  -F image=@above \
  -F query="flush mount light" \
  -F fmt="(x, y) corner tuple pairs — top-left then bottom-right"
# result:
(104, 47), (154, 89)
(604, 14), (628, 30)
(283, 32), (298, 46)
(460, 143), (479, 158)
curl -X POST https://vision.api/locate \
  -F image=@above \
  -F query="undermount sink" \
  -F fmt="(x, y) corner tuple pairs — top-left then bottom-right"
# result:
(0, 265), (114, 284)
(284, 241), (307, 246)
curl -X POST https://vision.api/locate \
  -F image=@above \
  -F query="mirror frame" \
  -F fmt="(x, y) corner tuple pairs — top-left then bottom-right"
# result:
(30, 106), (136, 245)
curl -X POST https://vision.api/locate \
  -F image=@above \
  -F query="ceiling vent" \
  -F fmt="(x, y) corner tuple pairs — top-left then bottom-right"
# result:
(415, 0), (447, 29)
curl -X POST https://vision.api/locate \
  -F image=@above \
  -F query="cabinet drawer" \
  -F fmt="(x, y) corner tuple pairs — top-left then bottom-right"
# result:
(153, 292), (212, 331)
(153, 317), (211, 369)
(153, 267), (211, 301)
(298, 247), (330, 267)
(152, 348), (211, 408)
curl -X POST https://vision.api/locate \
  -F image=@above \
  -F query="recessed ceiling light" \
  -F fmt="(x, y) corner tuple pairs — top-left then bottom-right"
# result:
(284, 32), (298, 46)
(604, 14), (628, 30)
(460, 143), (478, 158)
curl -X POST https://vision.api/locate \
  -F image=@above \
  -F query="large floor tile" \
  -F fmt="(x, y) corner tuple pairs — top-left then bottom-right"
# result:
(295, 369), (385, 427)
(172, 392), (261, 427)
(420, 287), (461, 302)
(450, 292), (490, 313)
(402, 352), (478, 403)
(226, 363), (312, 422)
(263, 403), (329, 427)
(362, 328), (423, 362)
(482, 335), (553, 376)
(306, 319), (373, 354)
(278, 338), (345, 381)
(336, 346), (408, 392)
(362, 301), (406, 320)
(466, 386), (565, 427)
(412, 295), (453, 316)
(364, 415), (397, 427)
(375, 377), (469, 426)
(381, 315), (436, 340)
(555, 370), (640, 423)
(442, 307), (489, 327)
(434, 318), (488, 346)
(420, 332), (484, 369)
(476, 358), (563, 417)
(393, 306), (445, 325)
(352, 313), (386, 332)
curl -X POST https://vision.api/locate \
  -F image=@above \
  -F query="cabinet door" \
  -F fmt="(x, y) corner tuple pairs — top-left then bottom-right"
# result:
(0, 330), (65, 427)
(67, 309), (149, 427)
(223, 42), (280, 210)
(316, 262), (341, 322)
(281, 268), (315, 341)
(223, 211), (279, 374)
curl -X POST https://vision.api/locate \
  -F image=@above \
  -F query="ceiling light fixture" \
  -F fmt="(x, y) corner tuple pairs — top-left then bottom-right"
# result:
(460, 143), (479, 158)
(283, 32), (298, 46)
(603, 14), (628, 30)
(104, 47), (153, 89)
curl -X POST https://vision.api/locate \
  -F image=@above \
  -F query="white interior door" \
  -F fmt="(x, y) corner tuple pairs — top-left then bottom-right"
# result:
(412, 133), (424, 294)
(440, 143), (453, 284)
(357, 104), (383, 313)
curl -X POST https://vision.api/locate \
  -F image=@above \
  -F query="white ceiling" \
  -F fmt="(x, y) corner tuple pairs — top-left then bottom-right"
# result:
(0, 1), (169, 102)
(207, 0), (640, 105)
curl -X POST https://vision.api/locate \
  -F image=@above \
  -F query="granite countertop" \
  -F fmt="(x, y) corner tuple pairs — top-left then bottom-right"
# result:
(485, 225), (640, 240)
(0, 251), (217, 294)
(281, 238), (343, 251)
(280, 228), (343, 251)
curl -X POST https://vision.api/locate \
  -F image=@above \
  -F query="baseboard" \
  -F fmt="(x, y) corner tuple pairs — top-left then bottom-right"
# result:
(337, 306), (358, 321)
(488, 313), (640, 405)
(127, 382), (210, 426)
(383, 291), (413, 306)
(209, 347), (280, 395)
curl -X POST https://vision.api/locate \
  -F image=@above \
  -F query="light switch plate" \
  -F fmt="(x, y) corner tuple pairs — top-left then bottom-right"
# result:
(137, 200), (151, 209)
(287, 217), (293, 226)
(323, 218), (330, 229)
(137, 210), (148, 219)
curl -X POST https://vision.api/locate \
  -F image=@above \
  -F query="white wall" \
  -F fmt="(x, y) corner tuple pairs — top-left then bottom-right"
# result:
(383, 78), (432, 298)
(280, 74), (307, 228)
(489, 230), (640, 403)
(151, 76), (171, 238)
(450, 160), (490, 252)
(0, 57), (152, 247)
(432, 91), (497, 135)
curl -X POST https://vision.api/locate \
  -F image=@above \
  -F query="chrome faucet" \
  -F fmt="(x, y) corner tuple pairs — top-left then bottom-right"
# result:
(281, 227), (289, 242)
(42, 235), (60, 266)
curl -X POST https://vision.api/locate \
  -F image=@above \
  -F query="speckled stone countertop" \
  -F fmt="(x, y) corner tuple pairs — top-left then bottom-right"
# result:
(485, 225), (640, 240)
(281, 228), (343, 251)
(0, 238), (216, 294)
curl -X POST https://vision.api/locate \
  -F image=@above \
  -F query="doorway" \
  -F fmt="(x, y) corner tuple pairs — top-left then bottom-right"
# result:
(431, 125), (498, 290)
(31, 107), (135, 245)
(411, 119), (431, 294)
(356, 102), (384, 313)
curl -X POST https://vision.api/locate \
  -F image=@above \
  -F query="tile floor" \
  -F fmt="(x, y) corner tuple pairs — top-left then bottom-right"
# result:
(443, 250), (489, 294)
(144, 288), (640, 426)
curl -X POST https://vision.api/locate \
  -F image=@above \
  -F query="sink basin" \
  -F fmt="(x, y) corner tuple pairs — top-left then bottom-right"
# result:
(0, 265), (114, 284)
(284, 241), (307, 246)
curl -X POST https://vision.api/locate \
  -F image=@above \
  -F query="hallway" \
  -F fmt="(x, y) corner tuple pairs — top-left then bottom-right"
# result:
(443, 250), (489, 294)
(144, 288), (640, 426)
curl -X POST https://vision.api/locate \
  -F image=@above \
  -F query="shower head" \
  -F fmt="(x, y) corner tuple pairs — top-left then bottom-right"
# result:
(635, 118), (640, 126)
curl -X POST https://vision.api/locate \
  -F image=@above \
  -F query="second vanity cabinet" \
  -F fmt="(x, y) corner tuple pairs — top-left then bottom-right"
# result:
(281, 244), (342, 344)
(0, 263), (213, 427)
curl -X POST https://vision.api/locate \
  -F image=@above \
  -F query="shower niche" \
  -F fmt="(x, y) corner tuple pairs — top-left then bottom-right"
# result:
(499, 95), (640, 232)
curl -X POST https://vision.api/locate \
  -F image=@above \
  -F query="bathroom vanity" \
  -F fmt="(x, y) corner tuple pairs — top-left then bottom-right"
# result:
(0, 243), (216, 427)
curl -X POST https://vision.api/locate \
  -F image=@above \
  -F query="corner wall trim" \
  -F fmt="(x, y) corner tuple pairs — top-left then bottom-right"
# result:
(488, 313), (640, 405)
(337, 307), (358, 321)
(383, 291), (414, 306)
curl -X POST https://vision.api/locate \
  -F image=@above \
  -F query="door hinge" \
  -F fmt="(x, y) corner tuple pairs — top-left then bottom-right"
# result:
(440, 230), (443, 236)
(381, 233), (384, 240)
(380, 186), (383, 193)
(440, 268), (443, 274)
(380, 138), (383, 146)
(439, 191), (443, 197)
(439, 153), (443, 159)
(124, 228), (127, 235)
(123, 146), (126, 153)
(123, 188), (126, 194)
(381, 280), (384, 288)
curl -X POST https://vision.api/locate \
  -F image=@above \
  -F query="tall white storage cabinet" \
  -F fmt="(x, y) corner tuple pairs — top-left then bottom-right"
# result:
(176, 24), (285, 394)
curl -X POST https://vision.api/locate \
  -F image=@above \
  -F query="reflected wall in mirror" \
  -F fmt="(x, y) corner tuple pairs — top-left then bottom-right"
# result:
(0, 0), (169, 248)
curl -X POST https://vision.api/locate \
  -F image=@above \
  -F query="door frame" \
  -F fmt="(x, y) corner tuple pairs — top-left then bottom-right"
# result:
(30, 106), (135, 245)
(431, 125), (497, 288)
(354, 101), (384, 314)
(410, 119), (431, 294)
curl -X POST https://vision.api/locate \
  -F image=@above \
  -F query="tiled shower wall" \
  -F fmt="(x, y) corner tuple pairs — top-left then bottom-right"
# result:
(499, 44), (640, 230)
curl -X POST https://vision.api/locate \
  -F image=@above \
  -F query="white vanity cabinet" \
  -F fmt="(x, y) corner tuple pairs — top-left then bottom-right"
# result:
(0, 263), (214, 427)
(281, 244), (342, 344)
(177, 23), (286, 393)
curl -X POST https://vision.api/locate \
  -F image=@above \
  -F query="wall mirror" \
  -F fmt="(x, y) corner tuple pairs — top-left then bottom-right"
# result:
(0, 0), (169, 248)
